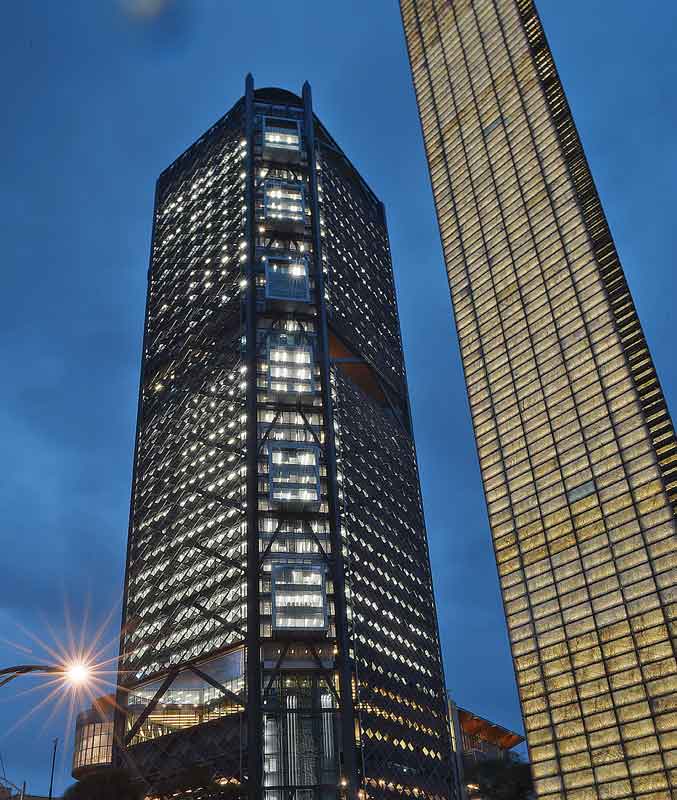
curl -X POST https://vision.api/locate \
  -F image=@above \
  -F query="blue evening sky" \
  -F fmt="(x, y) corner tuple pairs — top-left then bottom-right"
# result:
(1, 1), (675, 794)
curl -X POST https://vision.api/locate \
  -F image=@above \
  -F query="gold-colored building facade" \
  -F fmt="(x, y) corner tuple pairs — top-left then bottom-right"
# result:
(400, 1), (677, 797)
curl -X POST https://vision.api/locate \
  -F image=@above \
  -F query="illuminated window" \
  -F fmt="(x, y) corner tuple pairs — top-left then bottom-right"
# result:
(271, 562), (327, 632)
(263, 674), (337, 794)
(267, 331), (314, 395)
(263, 117), (301, 152)
(265, 256), (310, 302)
(269, 443), (321, 505)
(73, 719), (113, 772)
(125, 650), (245, 744)
(264, 179), (304, 223)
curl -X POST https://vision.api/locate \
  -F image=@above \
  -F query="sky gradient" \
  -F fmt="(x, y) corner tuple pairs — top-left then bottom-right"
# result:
(1, 1), (676, 794)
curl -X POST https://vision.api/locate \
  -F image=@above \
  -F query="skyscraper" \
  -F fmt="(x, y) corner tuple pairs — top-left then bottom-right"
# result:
(401, 2), (677, 799)
(112, 76), (455, 800)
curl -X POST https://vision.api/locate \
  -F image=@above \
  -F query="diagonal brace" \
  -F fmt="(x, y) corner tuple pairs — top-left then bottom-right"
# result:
(124, 666), (179, 745)
(186, 664), (244, 708)
(262, 643), (290, 702)
(309, 646), (341, 707)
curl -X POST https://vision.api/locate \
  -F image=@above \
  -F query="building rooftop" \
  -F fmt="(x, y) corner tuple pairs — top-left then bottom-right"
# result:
(457, 706), (524, 751)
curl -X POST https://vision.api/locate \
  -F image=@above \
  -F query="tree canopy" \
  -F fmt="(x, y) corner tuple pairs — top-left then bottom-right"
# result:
(464, 757), (534, 800)
(63, 768), (143, 800)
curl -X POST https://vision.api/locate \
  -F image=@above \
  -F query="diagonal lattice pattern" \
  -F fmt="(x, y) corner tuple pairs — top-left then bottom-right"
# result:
(332, 369), (453, 800)
(320, 148), (405, 396)
(108, 81), (456, 800)
(122, 103), (248, 684)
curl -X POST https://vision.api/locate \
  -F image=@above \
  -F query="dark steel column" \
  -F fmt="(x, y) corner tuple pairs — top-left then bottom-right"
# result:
(302, 80), (359, 799)
(244, 72), (262, 800)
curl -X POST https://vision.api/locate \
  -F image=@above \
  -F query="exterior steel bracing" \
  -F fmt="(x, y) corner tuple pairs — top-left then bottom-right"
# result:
(112, 76), (455, 800)
(401, 1), (677, 798)
(115, 97), (250, 799)
(332, 369), (453, 800)
(120, 104), (248, 683)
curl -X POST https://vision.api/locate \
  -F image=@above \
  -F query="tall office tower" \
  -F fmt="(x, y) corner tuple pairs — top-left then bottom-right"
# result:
(401, 2), (677, 799)
(113, 76), (455, 800)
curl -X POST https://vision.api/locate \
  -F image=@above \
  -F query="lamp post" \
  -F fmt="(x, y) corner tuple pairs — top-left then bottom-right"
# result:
(0, 663), (92, 689)
(48, 738), (58, 800)
(0, 662), (92, 798)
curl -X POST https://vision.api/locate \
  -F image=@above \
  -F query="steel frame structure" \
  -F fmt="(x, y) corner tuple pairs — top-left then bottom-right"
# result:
(112, 76), (455, 800)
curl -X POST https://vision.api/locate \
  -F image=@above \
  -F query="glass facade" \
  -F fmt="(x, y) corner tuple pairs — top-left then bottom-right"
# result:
(268, 443), (321, 506)
(73, 719), (114, 775)
(264, 179), (306, 224)
(109, 77), (454, 800)
(401, 2), (677, 799)
(271, 563), (327, 632)
(263, 117), (301, 153)
(263, 674), (338, 800)
(125, 650), (244, 745)
(266, 330), (315, 395)
(72, 695), (116, 777)
(265, 256), (311, 302)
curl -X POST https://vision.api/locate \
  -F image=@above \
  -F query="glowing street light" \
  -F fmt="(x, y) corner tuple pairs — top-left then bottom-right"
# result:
(0, 661), (94, 690)
(64, 662), (91, 686)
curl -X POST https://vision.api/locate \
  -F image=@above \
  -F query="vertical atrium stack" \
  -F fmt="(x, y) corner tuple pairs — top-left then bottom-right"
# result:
(114, 77), (455, 800)
(401, 1), (677, 799)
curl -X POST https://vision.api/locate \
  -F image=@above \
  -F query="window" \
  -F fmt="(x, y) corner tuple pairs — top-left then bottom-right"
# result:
(125, 650), (245, 744)
(265, 256), (310, 302)
(264, 179), (305, 223)
(267, 331), (315, 394)
(566, 479), (596, 505)
(72, 697), (117, 773)
(263, 116), (301, 152)
(269, 443), (321, 505)
(73, 720), (114, 771)
(482, 114), (510, 138)
(271, 563), (327, 632)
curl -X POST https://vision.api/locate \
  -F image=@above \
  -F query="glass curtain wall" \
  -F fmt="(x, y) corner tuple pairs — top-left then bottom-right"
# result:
(401, 2), (677, 798)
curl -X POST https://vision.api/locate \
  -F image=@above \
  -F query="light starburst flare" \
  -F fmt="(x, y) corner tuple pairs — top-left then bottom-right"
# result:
(63, 662), (92, 687)
(0, 597), (126, 752)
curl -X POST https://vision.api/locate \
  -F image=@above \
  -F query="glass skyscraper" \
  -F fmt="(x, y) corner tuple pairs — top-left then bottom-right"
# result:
(111, 76), (455, 800)
(401, 1), (677, 798)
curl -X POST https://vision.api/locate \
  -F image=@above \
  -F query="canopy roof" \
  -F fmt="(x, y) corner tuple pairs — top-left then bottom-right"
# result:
(457, 706), (524, 750)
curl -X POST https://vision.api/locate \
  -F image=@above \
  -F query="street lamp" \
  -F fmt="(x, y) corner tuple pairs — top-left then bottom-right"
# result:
(0, 662), (94, 798)
(0, 662), (93, 689)
(64, 662), (91, 686)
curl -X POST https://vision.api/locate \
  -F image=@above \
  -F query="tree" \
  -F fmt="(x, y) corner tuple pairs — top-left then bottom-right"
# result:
(464, 757), (534, 800)
(63, 768), (143, 800)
